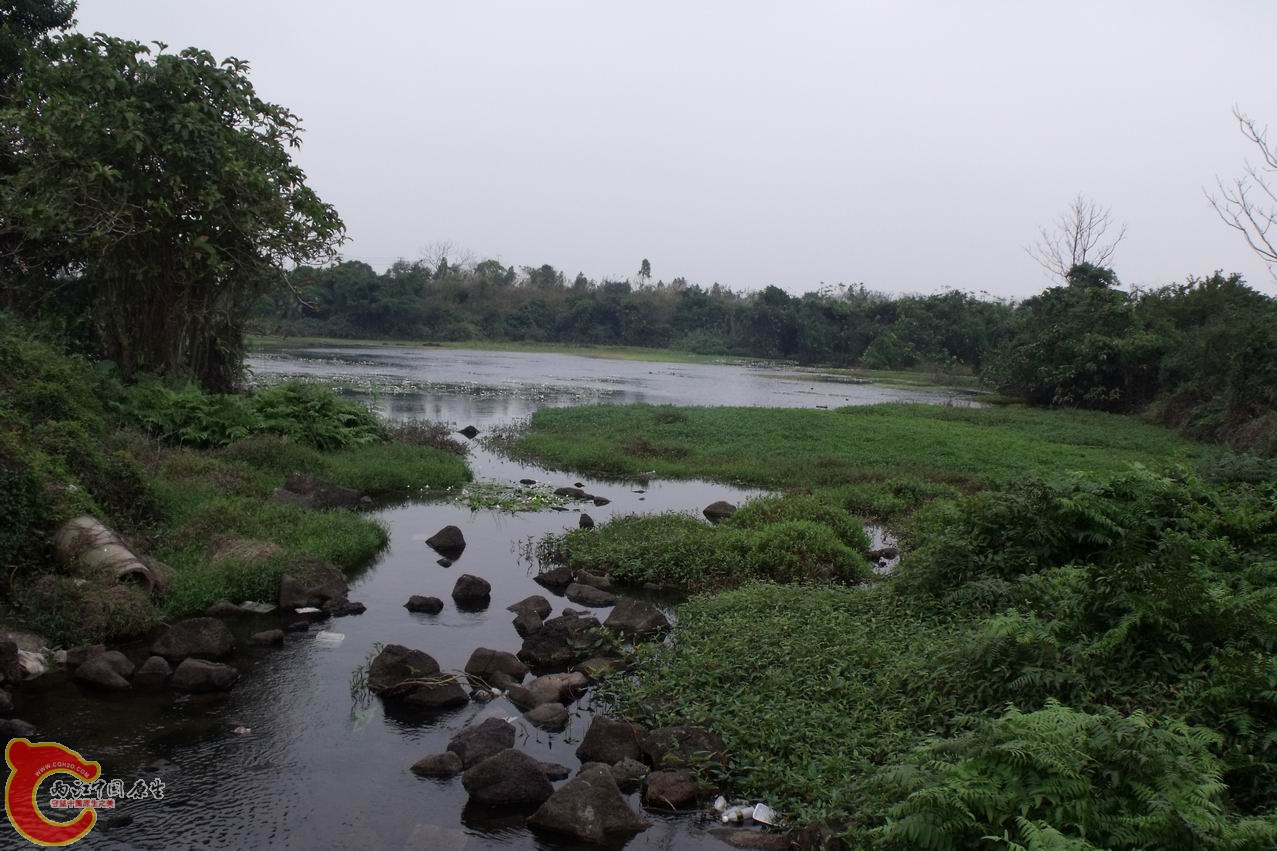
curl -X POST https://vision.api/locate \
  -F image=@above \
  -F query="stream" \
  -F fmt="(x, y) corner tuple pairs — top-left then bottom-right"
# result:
(18, 346), (978, 850)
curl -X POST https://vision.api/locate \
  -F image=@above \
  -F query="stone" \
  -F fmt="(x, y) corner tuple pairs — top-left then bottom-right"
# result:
(579, 513), (595, 529)
(641, 725), (729, 769)
(709, 829), (793, 850)
(553, 486), (589, 499)
(0, 639), (22, 683)
(73, 655), (131, 690)
(518, 613), (604, 671)
(170, 658), (239, 692)
(458, 425), (480, 439)
(576, 716), (644, 765)
(150, 617), (234, 663)
(527, 671), (588, 705)
(525, 703), (569, 731)
(507, 595), (552, 619)
(278, 575), (310, 609)
(519, 478), (537, 485)
(437, 557), (453, 567)
(513, 611), (543, 638)
(331, 600), (366, 617)
(0, 719), (37, 739)
(405, 595), (444, 614)
(528, 762), (650, 844)
(447, 718), (517, 767)
(565, 583), (616, 608)
(250, 629), (285, 646)
(367, 644), (440, 693)
(425, 525), (466, 557)
(593, 496), (611, 506)
(403, 678), (469, 709)
(462, 749), (554, 806)
(703, 500), (738, 522)
(604, 599), (671, 637)
(464, 648), (529, 682)
(451, 574), (491, 608)
(539, 761), (572, 781)
(533, 565), (575, 591)
(610, 757), (649, 792)
(643, 769), (702, 810)
(205, 600), (242, 619)
(132, 656), (172, 689)
(573, 570), (612, 591)
(102, 650), (135, 679)
(63, 644), (105, 673)
(574, 656), (623, 681)
(410, 751), (463, 778)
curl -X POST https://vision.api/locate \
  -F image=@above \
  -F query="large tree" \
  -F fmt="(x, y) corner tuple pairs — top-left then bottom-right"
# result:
(0, 33), (343, 389)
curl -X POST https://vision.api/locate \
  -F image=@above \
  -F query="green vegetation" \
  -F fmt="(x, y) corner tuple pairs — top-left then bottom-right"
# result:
(604, 467), (1277, 848)
(540, 494), (872, 590)
(0, 313), (469, 643)
(504, 402), (1210, 520)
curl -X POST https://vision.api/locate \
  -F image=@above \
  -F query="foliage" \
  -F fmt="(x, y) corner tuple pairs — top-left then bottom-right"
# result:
(121, 380), (384, 450)
(539, 493), (873, 590)
(1, 32), (343, 390)
(877, 702), (1274, 851)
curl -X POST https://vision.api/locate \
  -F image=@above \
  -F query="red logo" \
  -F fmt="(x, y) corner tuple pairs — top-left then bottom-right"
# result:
(4, 739), (100, 847)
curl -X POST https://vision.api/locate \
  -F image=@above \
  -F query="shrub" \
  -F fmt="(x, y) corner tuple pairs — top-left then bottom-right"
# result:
(747, 521), (871, 583)
(726, 493), (871, 550)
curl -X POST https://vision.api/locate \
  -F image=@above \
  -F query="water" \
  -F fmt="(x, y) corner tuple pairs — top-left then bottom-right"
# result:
(15, 346), (973, 850)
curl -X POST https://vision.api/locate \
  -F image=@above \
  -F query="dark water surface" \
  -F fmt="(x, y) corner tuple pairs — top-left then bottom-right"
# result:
(15, 346), (971, 850)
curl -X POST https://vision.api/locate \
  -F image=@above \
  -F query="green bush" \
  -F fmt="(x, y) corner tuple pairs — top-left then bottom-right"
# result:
(725, 493), (871, 550)
(747, 521), (870, 583)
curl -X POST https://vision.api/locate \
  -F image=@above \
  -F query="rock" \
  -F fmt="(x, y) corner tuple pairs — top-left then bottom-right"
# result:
(410, 751), (463, 778)
(250, 629), (285, 646)
(64, 644), (105, 673)
(102, 650), (135, 679)
(643, 769), (702, 810)
(0, 719), (36, 739)
(554, 486), (589, 499)
(73, 655), (131, 690)
(513, 611), (543, 638)
(331, 600), (366, 617)
(278, 575), (310, 609)
(360, 495), (373, 506)
(367, 644), (467, 708)
(604, 599), (671, 637)
(574, 656), (623, 681)
(539, 761), (572, 781)
(451, 574), (491, 608)
(132, 656), (172, 689)
(150, 617), (234, 663)
(0, 639), (21, 683)
(205, 600), (242, 619)
(579, 514), (595, 529)
(641, 725), (728, 769)
(170, 658), (239, 692)
(284, 621), (310, 633)
(0, 688), (12, 714)
(405, 595), (444, 614)
(593, 496), (611, 506)
(703, 500), (738, 522)
(574, 482), (585, 489)
(482, 671), (523, 692)
(709, 829), (793, 850)
(458, 425), (480, 439)
(528, 762), (650, 843)
(610, 757), (649, 792)
(533, 565), (575, 591)
(573, 570), (612, 591)
(508, 595), (552, 619)
(437, 558), (453, 568)
(462, 748), (554, 806)
(576, 716), (644, 765)
(565, 583), (616, 608)
(519, 478), (537, 486)
(518, 613), (604, 671)
(525, 703), (569, 731)
(527, 672), (588, 705)
(425, 525), (467, 557)
(464, 648), (529, 682)
(278, 472), (362, 510)
(562, 608), (589, 618)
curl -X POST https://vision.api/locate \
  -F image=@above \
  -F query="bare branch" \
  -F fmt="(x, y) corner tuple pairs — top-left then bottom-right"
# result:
(1026, 194), (1127, 282)
(1207, 106), (1277, 279)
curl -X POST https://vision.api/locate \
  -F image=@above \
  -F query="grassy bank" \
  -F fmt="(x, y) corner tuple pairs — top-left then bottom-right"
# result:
(2, 316), (470, 644)
(249, 333), (729, 364)
(502, 402), (1211, 520)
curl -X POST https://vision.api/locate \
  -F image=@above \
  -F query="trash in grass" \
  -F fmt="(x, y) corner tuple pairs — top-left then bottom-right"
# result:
(239, 601), (276, 614)
(752, 803), (776, 825)
(231, 726), (252, 736)
(721, 805), (755, 823)
(712, 796), (727, 812)
(295, 606), (321, 614)
(314, 631), (345, 646)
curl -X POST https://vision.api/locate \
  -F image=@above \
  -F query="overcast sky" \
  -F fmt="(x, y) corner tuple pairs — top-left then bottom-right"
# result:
(75, 1), (1276, 297)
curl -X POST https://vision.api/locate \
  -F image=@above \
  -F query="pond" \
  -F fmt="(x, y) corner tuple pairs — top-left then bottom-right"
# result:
(20, 346), (974, 850)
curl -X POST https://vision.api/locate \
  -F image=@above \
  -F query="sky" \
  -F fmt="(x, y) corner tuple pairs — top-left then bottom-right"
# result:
(74, 1), (1277, 298)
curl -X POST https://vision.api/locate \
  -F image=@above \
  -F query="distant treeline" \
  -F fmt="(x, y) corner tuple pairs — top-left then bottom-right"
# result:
(255, 259), (1277, 456)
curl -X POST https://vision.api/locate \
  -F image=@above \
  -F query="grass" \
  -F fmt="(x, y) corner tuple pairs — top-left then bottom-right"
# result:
(250, 333), (730, 364)
(501, 402), (1213, 521)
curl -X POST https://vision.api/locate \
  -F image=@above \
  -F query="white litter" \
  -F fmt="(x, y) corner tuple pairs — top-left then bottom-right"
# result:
(721, 805), (755, 823)
(240, 601), (276, 614)
(314, 631), (345, 646)
(752, 803), (776, 825)
(504, 716), (520, 724)
(231, 726), (252, 735)
(295, 606), (321, 614)
(712, 796), (728, 812)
